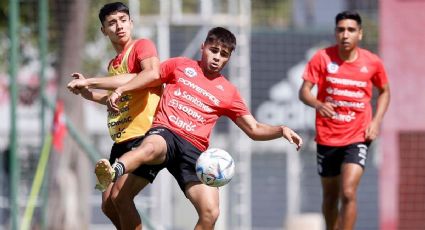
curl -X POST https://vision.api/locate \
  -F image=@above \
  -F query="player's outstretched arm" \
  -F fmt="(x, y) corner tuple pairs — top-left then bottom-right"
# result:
(67, 72), (137, 91)
(234, 115), (303, 150)
(67, 73), (109, 105)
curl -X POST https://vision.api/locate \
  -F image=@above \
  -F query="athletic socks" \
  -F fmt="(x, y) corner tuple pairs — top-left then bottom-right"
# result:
(112, 161), (125, 182)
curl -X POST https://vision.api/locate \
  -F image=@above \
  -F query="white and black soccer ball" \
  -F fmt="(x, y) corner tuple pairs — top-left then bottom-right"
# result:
(196, 148), (235, 187)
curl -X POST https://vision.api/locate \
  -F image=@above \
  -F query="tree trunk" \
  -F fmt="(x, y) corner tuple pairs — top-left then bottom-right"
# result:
(48, 0), (90, 229)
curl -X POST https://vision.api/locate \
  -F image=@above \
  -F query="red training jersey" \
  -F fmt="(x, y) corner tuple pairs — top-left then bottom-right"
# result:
(153, 57), (251, 151)
(302, 45), (388, 146)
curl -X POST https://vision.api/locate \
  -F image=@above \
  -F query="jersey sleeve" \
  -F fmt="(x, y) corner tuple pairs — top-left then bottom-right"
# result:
(371, 59), (389, 88)
(133, 39), (158, 62)
(224, 89), (251, 121)
(159, 58), (180, 83)
(302, 51), (323, 84)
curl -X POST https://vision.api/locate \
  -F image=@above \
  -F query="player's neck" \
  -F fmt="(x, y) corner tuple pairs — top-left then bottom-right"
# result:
(112, 38), (134, 54)
(338, 47), (358, 62)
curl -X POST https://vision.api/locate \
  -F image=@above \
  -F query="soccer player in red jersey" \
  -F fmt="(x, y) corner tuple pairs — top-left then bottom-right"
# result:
(95, 27), (303, 230)
(67, 2), (161, 229)
(299, 11), (390, 230)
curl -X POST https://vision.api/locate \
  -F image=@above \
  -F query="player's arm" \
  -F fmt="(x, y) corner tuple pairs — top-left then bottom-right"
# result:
(234, 114), (303, 150)
(67, 73), (108, 105)
(107, 56), (162, 112)
(113, 56), (162, 95)
(78, 88), (109, 105)
(67, 72), (137, 91)
(299, 80), (336, 117)
(365, 83), (390, 141)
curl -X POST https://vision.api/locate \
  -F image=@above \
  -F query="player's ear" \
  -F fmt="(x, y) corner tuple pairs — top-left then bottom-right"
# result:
(101, 26), (106, 36)
(359, 28), (363, 41)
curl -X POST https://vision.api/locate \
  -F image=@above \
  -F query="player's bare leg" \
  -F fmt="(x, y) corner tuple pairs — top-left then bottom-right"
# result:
(186, 182), (220, 230)
(95, 135), (167, 189)
(111, 174), (150, 230)
(115, 135), (167, 174)
(101, 182), (121, 229)
(321, 176), (340, 230)
(339, 163), (363, 230)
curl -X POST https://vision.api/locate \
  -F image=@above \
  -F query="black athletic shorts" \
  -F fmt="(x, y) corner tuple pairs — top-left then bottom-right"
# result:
(316, 142), (370, 177)
(146, 126), (202, 192)
(109, 136), (165, 182)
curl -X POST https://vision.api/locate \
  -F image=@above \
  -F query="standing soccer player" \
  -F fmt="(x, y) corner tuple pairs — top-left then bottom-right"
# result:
(67, 2), (161, 229)
(298, 11), (390, 230)
(95, 27), (303, 230)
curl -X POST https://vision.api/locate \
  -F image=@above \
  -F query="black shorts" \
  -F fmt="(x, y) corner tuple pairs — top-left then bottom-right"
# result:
(146, 126), (202, 192)
(316, 142), (370, 177)
(110, 136), (165, 183)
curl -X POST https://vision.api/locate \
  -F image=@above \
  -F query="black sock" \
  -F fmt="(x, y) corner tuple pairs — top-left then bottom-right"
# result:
(113, 161), (125, 182)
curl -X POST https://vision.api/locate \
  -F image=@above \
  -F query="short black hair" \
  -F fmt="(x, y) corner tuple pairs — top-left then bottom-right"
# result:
(99, 2), (130, 25)
(335, 10), (362, 26)
(204, 27), (237, 52)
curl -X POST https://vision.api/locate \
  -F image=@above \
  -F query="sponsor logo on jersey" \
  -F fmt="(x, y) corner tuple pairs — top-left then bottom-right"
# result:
(327, 62), (339, 74)
(326, 87), (365, 98)
(184, 67), (197, 78)
(326, 76), (367, 87)
(168, 99), (206, 124)
(325, 96), (365, 109)
(174, 88), (213, 112)
(216, 85), (224, 91)
(178, 78), (220, 106)
(169, 115), (196, 132)
(360, 66), (369, 73)
(332, 111), (356, 122)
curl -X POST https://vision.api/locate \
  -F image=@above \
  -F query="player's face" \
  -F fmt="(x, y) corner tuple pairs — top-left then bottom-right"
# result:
(200, 43), (231, 76)
(335, 19), (362, 52)
(101, 11), (133, 45)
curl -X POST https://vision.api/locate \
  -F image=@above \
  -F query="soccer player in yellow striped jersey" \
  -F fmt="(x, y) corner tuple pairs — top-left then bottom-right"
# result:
(67, 2), (161, 229)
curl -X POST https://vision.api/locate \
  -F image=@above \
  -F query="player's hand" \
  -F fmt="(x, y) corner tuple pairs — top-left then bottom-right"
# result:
(282, 126), (303, 151)
(316, 102), (337, 118)
(107, 90), (121, 113)
(68, 73), (89, 95)
(67, 73), (89, 95)
(365, 120), (380, 142)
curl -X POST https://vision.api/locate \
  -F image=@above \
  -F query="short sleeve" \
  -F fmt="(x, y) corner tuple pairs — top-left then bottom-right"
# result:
(133, 39), (158, 62)
(224, 89), (251, 121)
(159, 58), (180, 83)
(302, 51), (323, 84)
(371, 59), (389, 88)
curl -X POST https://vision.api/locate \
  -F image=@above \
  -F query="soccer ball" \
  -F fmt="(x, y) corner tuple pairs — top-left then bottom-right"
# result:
(196, 148), (235, 187)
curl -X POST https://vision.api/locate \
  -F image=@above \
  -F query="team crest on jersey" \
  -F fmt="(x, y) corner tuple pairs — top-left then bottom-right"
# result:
(327, 62), (339, 74)
(184, 67), (197, 78)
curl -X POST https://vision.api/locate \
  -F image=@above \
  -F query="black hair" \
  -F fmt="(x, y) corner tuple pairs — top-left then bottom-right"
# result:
(335, 10), (362, 27)
(99, 2), (130, 25)
(204, 27), (237, 52)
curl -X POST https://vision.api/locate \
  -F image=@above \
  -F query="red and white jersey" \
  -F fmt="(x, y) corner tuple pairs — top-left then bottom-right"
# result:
(153, 57), (251, 151)
(303, 45), (388, 146)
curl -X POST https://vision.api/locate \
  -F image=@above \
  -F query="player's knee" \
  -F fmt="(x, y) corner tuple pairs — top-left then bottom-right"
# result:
(141, 142), (166, 163)
(101, 198), (115, 216)
(323, 191), (339, 204)
(110, 189), (133, 210)
(341, 187), (357, 203)
(199, 206), (220, 225)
